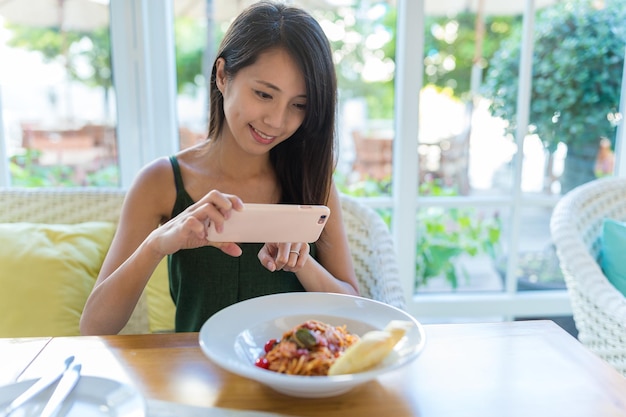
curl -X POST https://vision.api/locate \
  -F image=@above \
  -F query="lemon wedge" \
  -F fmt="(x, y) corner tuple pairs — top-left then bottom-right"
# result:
(327, 320), (412, 376)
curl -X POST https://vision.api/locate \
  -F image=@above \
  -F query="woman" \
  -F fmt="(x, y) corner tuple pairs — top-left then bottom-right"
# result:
(80, 1), (359, 335)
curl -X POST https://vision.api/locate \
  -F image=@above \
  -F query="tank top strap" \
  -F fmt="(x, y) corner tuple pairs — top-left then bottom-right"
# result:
(169, 155), (185, 193)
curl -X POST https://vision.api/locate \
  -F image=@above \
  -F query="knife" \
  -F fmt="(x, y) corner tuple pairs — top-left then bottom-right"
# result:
(39, 362), (82, 417)
(0, 355), (75, 417)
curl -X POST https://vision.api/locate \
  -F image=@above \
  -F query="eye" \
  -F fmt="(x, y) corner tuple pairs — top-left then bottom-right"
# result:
(255, 90), (272, 99)
(293, 103), (307, 111)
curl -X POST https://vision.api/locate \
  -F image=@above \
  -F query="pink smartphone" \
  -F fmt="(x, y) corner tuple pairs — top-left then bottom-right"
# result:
(206, 203), (330, 243)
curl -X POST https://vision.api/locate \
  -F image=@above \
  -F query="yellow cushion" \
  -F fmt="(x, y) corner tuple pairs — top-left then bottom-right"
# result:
(0, 222), (116, 337)
(0, 222), (176, 336)
(145, 258), (176, 333)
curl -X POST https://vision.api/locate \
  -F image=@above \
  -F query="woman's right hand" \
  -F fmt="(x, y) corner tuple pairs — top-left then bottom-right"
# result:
(149, 190), (244, 257)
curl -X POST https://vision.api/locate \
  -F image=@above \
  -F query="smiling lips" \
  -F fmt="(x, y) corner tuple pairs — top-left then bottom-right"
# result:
(250, 125), (276, 145)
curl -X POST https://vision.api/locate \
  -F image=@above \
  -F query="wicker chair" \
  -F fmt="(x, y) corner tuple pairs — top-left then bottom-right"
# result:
(339, 194), (406, 310)
(0, 187), (126, 224)
(550, 176), (626, 376)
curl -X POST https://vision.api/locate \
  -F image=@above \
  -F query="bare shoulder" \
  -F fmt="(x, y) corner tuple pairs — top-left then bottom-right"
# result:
(134, 156), (176, 188)
(122, 156), (177, 225)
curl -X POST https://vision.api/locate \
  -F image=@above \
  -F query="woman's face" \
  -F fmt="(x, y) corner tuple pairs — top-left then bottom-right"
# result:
(216, 48), (307, 155)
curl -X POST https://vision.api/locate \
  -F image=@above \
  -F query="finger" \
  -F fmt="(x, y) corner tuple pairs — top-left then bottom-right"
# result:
(274, 242), (294, 270)
(158, 214), (212, 253)
(280, 243), (307, 271)
(190, 203), (226, 235)
(193, 200), (240, 236)
(285, 243), (309, 271)
(294, 243), (310, 268)
(288, 248), (301, 264)
(182, 214), (208, 240)
(188, 192), (243, 235)
(198, 190), (244, 219)
(211, 242), (243, 257)
(258, 244), (277, 272)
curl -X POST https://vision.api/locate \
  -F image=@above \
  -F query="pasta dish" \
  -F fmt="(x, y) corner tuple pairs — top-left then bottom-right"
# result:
(255, 319), (360, 376)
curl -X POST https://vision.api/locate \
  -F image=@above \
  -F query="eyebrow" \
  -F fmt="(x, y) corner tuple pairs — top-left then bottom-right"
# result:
(256, 80), (307, 99)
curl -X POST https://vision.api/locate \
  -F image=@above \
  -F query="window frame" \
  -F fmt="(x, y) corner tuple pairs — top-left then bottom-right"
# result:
(109, 0), (179, 188)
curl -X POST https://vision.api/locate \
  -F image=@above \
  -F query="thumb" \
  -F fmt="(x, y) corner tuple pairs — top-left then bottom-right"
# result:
(213, 242), (242, 257)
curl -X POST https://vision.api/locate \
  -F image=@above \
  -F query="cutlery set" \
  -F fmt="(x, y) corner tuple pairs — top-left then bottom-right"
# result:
(0, 354), (290, 417)
(0, 355), (81, 417)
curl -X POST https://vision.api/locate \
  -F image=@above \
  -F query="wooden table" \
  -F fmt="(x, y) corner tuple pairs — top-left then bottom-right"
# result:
(3, 321), (626, 417)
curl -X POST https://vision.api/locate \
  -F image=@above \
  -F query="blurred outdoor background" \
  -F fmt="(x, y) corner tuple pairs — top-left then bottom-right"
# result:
(1, 0), (624, 329)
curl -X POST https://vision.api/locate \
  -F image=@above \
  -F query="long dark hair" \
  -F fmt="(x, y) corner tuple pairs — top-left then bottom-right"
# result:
(208, 1), (337, 205)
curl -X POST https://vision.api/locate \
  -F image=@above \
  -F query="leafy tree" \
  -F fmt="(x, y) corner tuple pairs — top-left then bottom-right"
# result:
(5, 18), (207, 103)
(316, 2), (397, 120)
(482, 0), (626, 192)
(6, 24), (113, 116)
(5, 4), (518, 127)
(319, 2), (520, 120)
(424, 13), (520, 99)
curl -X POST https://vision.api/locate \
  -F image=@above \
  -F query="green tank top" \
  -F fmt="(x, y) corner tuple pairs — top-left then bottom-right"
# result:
(167, 156), (308, 332)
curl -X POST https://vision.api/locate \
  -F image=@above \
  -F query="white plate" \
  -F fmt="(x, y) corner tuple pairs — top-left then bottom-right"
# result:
(0, 376), (145, 417)
(199, 293), (426, 398)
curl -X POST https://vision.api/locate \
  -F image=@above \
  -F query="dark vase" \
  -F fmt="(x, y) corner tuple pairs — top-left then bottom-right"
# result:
(559, 144), (597, 194)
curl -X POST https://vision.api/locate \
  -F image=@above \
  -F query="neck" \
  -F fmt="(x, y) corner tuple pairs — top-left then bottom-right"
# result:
(207, 138), (273, 181)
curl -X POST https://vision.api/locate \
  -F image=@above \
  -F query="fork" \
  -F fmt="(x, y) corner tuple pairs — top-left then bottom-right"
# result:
(0, 356), (75, 417)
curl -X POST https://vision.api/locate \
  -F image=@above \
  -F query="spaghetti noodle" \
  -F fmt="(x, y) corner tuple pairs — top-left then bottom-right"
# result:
(255, 320), (360, 376)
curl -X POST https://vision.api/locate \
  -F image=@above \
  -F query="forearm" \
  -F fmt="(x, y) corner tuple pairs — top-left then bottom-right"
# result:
(79, 239), (164, 335)
(295, 257), (359, 295)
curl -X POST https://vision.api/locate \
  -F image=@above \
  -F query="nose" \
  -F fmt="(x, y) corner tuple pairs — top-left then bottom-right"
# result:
(263, 103), (288, 129)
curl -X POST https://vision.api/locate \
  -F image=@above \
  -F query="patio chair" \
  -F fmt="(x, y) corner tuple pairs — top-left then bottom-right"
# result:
(340, 194), (406, 310)
(550, 176), (626, 376)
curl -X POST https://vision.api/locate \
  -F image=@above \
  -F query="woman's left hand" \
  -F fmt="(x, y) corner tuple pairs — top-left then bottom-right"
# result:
(258, 242), (310, 272)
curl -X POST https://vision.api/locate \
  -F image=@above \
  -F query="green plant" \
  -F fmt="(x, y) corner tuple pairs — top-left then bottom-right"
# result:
(9, 149), (119, 187)
(334, 172), (392, 225)
(415, 180), (501, 289)
(482, 0), (626, 191)
(335, 174), (502, 290)
(416, 206), (502, 289)
(9, 150), (76, 187)
(85, 164), (119, 187)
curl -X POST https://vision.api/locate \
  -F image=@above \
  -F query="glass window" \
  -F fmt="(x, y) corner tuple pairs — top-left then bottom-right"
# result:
(171, 0), (397, 192)
(412, 0), (623, 305)
(0, 0), (118, 187)
(168, 1), (624, 321)
(1, 0), (623, 324)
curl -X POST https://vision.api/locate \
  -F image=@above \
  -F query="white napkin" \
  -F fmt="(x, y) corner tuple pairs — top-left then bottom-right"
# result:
(146, 399), (288, 417)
